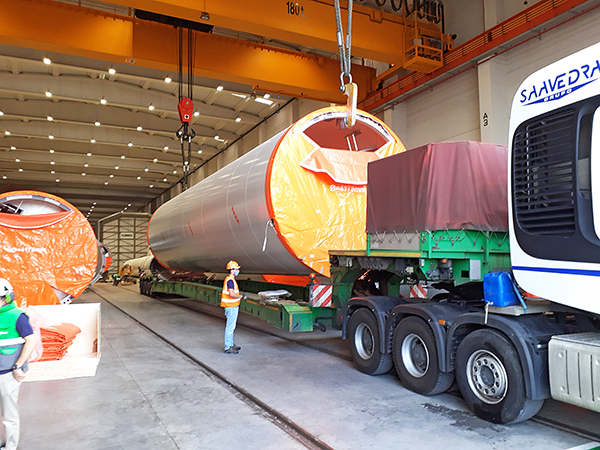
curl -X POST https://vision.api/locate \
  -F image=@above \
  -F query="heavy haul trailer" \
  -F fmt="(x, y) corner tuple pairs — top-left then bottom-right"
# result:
(338, 43), (600, 425)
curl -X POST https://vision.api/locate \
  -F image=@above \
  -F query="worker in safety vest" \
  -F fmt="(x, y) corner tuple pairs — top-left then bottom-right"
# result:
(221, 261), (246, 354)
(0, 278), (37, 450)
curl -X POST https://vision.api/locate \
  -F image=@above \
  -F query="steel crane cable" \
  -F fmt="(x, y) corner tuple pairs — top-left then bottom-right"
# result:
(334, 0), (353, 92)
(176, 26), (197, 190)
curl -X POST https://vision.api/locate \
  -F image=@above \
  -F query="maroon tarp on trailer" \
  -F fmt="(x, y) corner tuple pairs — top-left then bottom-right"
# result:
(366, 141), (508, 233)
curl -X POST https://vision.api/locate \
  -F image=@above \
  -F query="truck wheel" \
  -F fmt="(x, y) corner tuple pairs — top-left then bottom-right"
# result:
(393, 316), (454, 395)
(455, 329), (543, 424)
(348, 309), (393, 375)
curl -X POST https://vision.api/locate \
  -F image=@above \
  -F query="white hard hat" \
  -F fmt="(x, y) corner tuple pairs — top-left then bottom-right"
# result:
(0, 278), (15, 304)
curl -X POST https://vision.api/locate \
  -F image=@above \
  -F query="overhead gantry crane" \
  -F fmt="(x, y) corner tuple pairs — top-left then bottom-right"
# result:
(0, 0), (452, 103)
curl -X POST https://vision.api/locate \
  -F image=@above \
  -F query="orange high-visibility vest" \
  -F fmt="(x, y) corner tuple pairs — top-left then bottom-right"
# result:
(221, 275), (240, 307)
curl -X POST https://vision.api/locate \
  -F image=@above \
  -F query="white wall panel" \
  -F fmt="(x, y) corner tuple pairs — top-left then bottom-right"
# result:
(402, 69), (480, 149)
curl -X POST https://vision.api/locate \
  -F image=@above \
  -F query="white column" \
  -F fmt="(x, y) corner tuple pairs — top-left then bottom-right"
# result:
(383, 103), (408, 147)
(477, 56), (509, 145)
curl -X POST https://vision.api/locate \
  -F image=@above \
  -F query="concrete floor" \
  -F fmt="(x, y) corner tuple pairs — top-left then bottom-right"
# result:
(14, 284), (600, 450)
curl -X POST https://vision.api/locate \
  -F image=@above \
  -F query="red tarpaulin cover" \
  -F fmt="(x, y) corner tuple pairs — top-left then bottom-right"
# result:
(366, 141), (508, 233)
(0, 191), (98, 307)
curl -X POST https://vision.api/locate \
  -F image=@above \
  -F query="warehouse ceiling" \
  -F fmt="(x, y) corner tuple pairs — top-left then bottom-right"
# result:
(0, 0), (436, 225)
(0, 42), (294, 223)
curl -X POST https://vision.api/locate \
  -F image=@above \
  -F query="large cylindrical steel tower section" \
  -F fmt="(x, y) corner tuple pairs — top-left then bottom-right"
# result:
(148, 106), (405, 277)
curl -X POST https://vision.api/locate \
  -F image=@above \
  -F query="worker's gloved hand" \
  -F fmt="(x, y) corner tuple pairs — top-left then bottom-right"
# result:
(241, 294), (247, 300)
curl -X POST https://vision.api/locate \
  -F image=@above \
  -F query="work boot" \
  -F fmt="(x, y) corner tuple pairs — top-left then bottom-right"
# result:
(232, 344), (241, 351)
(224, 347), (239, 354)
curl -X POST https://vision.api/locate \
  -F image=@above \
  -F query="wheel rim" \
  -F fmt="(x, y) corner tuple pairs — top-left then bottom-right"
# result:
(354, 323), (374, 360)
(466, 349), (508, 404)
(401, 333), (429, 378)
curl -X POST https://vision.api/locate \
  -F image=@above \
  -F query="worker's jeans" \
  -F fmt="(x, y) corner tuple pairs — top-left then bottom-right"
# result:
(224, 306), (239, 349)
(0, 372), (21, 450)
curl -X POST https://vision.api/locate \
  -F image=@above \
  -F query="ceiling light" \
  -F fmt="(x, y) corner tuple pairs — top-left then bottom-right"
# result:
(193, 111), (200, 117)
(45, 91), (52, 97)
(128, 203), (131, 206)
(100, 98), (107, 105)
(153, 158), (158, 163)
(104, 181), (108, 185)
(50, 161), (55, 165)
(197, 150), (202, 154)
(137, 176), (141, 180)
(18, 168), (23, 172)
(82, 173), (86, 176)
(90, 139), (96, 143)
(95, 121), (101, 126)
(216, 85), (223, 91)
(165, 76), (172, 83)
(149, 184), (154, 188)
(109, 174), (114, 178)
(163, 146), (169, 151)
(87, 152), (92, 156)
(264, 93), (271, 99)
(48, 135), (54, 139)
(15, 159), (20, 162)
(231, 93), (247, 98)
(49, 149), (54, 153)
(128, 142), (133, 147)
(148, 104), (155, 111)
(43, 57), (51, 65)
(172, 170), (177, 174)
(235, 117), (241, 122)
(84, 163), (89, 167)
(163, 178), (167, 182)
(114, 166), (119, 169)
(121, 155), (125, 159)
(2, 176), (6, 179)
(56, 179), (60, 182)
(108, 68), (116, 75)
(185, 161), (189, 165)
(93, 202), (97, 205)
(200, 11), (210, 20)
(255, 97), (273, 105)
(10, 146), (16, 150)
(51, 170), (55, 174)
(0, 111), (3, 115)
(137, 126), (142, 131)
(4, 131), (10, 136)
(144, 168), (148, 172)
(214, 135), (219, 140)
(47, 116), (53, 121)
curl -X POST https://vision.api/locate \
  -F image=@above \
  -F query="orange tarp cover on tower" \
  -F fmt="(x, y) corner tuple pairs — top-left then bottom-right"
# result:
(0, 191), (98, 307)
(267, 107), (406, 277)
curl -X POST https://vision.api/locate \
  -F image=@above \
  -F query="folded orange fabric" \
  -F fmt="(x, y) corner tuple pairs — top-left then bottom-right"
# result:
(39, 323), (81, 361)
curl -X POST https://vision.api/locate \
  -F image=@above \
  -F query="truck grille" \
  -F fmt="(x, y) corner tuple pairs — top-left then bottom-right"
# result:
(513, 109), (576, 236)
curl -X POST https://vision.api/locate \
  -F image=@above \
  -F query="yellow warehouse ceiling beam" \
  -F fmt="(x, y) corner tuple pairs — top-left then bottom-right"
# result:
(0, 0), (376, 103)
(116, 0), (406, 65)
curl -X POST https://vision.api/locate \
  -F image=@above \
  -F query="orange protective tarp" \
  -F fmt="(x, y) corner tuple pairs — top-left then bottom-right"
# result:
(39, 322), (81, 361)
(262, 275), (323, 287)
(267, 106), (406, 277)
(0, 191), (98, 307)
(299, 148), (379, 185)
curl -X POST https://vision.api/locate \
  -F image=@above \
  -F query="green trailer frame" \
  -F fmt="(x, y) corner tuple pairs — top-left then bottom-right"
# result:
(330, 228), (510, 309)
(149, 278), (337, 332)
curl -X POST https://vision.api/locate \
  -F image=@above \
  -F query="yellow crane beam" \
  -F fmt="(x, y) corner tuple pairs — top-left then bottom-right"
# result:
(0, 0), (377, 103)
(115, 0), (408, 65)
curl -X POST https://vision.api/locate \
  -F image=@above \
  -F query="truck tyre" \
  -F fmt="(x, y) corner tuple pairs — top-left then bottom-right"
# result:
(348, 308), (393, 375)
(392, 316), (454, 395)
(455, 329), (543, 424)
